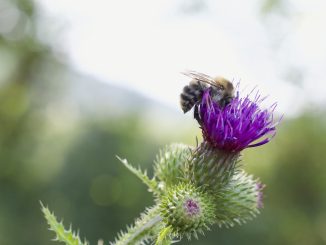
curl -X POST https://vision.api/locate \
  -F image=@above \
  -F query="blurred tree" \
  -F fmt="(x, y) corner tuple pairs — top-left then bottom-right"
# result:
(0, 0), (65, 244)
(0, 1), (185, 244)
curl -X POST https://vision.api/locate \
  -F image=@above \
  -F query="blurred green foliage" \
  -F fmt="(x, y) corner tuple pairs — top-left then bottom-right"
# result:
(0, 0), (326, 244)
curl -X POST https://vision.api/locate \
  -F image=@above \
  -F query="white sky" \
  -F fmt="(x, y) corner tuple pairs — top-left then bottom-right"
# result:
(37, 0), (326, 117)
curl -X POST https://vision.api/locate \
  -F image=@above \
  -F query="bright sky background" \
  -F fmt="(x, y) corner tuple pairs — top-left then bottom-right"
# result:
(37, 0), (326, 117)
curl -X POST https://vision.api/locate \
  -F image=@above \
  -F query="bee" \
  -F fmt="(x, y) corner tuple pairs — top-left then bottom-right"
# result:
(180, 70), (235, 124)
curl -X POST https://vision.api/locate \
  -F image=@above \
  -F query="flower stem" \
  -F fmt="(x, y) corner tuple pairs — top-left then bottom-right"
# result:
(112, 206), (162, 245)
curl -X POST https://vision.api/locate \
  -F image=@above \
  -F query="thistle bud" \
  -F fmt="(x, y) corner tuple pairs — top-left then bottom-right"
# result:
(160, 183), (216, 239)
(214, 171), (265, 227)
(154, 144), (192, 189)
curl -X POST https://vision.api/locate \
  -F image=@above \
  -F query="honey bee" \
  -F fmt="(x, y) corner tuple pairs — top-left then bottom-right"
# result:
(180, 70), (235, 123)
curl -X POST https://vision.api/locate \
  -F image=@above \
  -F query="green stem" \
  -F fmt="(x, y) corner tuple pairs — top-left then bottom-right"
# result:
(155, 226), (173, 245)
(112, 207), (162, 245)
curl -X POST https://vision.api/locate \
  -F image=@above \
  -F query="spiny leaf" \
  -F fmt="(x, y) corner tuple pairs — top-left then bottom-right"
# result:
(116, 156), (160, 195)
(41, 202), (88, 245)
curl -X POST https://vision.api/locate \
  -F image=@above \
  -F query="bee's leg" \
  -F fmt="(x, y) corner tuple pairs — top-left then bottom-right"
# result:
(194, 104), (202, 125)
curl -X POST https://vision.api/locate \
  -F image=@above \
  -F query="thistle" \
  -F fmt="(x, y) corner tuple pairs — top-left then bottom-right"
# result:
(42, 80), (280, 245)
(199, 89), (277, 152)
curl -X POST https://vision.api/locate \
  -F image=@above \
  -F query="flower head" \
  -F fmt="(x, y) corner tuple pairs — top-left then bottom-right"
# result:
(199, 87), (278, 152)
(184, 199), (200, 216)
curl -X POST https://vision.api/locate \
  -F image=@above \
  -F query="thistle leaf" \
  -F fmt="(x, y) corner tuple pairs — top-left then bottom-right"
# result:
(116, 156), (160, 195)
(41, 202), (88, 245)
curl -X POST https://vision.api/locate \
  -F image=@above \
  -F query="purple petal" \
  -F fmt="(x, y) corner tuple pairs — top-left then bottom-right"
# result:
(199, 87), (279, 152)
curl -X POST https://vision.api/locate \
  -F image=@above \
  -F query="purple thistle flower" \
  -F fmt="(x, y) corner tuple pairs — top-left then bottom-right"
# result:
(184, 199), (200, 216)
(199, 87), (278, 152)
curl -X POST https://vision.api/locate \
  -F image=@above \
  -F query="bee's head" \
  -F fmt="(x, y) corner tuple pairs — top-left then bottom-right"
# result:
(209, 77), (235, 107)
(212, 77), (234, 97)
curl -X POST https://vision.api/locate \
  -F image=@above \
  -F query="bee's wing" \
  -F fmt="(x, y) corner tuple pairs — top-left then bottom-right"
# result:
(182, 70), (217, 87)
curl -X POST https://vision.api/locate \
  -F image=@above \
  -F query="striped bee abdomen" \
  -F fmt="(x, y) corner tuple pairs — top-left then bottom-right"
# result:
(180, 80), (207, 113)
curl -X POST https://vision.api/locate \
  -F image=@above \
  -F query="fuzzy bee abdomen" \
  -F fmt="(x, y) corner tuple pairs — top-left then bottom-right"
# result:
(180, 81), (207, 113)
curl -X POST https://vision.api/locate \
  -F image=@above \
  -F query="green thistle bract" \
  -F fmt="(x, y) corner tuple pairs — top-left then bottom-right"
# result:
(188, 142), (240, 192)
